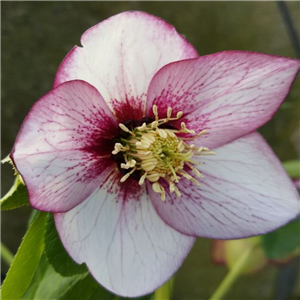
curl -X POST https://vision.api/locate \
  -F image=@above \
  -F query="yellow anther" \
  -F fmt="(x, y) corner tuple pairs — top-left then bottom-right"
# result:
(112, 143), (129, 155)
(119, 123), (130, 132)
(153, 105), (159, 120)
(137, 123), (147, 131)
(121, 159), (136, 169)
(152, 182), (166, 201)
(147, 173), (160, 182)
(120, 167), (137, 182)
(138, 173), (147, 185)
(176, 111), (183, 118)
(156, 128), (168, 138)
(119, 124), (135, 136)
(167, 107), (172, 119)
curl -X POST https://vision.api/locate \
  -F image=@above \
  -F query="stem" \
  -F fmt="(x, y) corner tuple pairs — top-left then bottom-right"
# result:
(154, 277), (174, 300)
(277, 1), (300, 59)
(209, 243), (256, 300)
(1, 242), (14, 266)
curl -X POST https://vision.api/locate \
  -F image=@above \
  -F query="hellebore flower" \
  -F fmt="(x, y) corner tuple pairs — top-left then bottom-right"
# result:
(11, 11), (300, 297)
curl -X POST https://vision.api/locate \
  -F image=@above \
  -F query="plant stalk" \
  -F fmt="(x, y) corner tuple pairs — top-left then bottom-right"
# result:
(1, 242), (14, 266)
(209, 243), (256, 300)
(154, 277), (174, 300)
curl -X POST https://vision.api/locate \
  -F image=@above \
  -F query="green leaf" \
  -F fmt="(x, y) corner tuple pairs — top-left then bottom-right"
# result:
(1, 211), (48, 300)
(262, 217), (300, 259)
(22, 255), (112, 300)
(21, 254), (87, 300)
(282, 160), (300, 179)
(45, 213), (88, 277)
(1, 175), (29, 210)
(28, 263), (84, 299)
(21, 254), (50, 299)
(22, 252), (153, 300)
(58, 272), (154, 300)
(57, 273), (114, 300)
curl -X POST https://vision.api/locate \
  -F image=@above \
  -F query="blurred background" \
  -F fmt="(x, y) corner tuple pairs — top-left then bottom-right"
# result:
(1, 2), (300, 299)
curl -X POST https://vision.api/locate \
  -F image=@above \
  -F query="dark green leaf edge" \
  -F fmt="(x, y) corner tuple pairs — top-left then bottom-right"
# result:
(1, 175), (29, 210)
(262, 217), (300, 260)
(45, 213), (88, 277)
(1, 212), (48, 300)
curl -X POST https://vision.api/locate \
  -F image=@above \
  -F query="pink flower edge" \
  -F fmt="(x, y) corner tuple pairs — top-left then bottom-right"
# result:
(11, 80), (118, 212)
(146, 51), (300, 149)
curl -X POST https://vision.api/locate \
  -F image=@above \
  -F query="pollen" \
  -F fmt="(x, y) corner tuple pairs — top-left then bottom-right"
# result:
(112, 105), (214, 201)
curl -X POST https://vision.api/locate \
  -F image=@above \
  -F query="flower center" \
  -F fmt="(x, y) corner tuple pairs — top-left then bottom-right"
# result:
(112, 106), (214, 201)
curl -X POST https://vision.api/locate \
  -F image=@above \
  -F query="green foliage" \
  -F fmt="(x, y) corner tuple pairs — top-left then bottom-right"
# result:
(1, 175), (29, 210)
(21, 255), (50, 299)
(21, 254), (153, 300)
(1, 211), (48, 300)
(262, 217), (300, 259)
(44, 214), (88, 277)
(57, 273), (114, 300)
(282, 160), (300, 179)
(21, 254), (86, 300)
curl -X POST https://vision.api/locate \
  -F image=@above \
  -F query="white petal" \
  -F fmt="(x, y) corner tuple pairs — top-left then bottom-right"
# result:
(54, 11), (198, 122)
(55, 176), (195, 297)
(11, 80), (118, 212)
(149, 132), (300, 239)
(147, 51), (300, 149)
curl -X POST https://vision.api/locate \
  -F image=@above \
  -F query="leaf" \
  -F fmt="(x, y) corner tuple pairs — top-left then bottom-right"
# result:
(22, 252), (153, 300)
(282, 160), (300, 179)
(29, 264), (84, 299)
(45, 213), (88, 277)
(1, 175), (29, 210)
(21, 254), (49, 299)
(57, 273), (114, 300)
(58, 273), (154, 300)
(21, 253), (86, 300)
(262, 217), (300, 259)
(1, 211), (48, 300)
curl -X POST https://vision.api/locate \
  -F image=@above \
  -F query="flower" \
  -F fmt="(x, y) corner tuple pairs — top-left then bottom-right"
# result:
(11, 11), (300, 297)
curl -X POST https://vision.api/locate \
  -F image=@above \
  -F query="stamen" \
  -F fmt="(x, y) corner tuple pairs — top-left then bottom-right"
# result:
(147, 173), (160, 182)
(181, 122), (195, 134)
(119, 124), (135, 136)
(120, 167), (137, 182)
(112, 143), (129, 155)
(138, 173), (147, 185)
(165, 160), (179, 183)
(121, 159), (136, 169)
(176, 111), (183, 118)
(186, 162), (203, 178)
(153, 105), (159, 121)
(181, 129), (209, 141)
(137, 123), (147, 131)
(167, 107), (172, 119)
(112, 105), (215, 202)
(152, 182), (166, 201)
(198, 151), (215, 156)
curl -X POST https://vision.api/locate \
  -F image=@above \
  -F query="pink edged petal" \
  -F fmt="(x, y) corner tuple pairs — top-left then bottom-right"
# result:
(54, 175), (195, 297)
(147, 51), (300, 149)
(54, 11), (198, 122)
(149, 132), (300, 239)
(11, 80), (118, 212)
